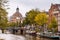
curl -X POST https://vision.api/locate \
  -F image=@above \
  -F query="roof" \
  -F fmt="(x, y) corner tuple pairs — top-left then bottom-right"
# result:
(12, 11), (22, 17)
(10, 8), (23, 19)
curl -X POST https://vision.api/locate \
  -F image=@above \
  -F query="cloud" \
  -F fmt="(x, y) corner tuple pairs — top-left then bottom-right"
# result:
(7, 0), (60, 17)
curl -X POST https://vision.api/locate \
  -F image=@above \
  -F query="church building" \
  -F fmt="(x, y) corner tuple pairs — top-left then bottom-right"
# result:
(10, 7), (23, 23)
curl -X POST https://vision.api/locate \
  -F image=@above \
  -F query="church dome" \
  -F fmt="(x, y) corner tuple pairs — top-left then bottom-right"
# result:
(10, 7), (23, 22)
(12, 7), (22, 17)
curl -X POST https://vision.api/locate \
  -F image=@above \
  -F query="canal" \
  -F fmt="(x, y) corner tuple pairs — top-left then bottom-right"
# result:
(0, 34), (59, 40)
(25, 34), (59, 40)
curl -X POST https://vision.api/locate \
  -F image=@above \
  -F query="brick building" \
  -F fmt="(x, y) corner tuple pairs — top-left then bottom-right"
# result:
(49, 4), (60, 31)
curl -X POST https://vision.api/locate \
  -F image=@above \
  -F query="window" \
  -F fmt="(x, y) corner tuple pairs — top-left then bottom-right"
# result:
(58, 6), (60, 10)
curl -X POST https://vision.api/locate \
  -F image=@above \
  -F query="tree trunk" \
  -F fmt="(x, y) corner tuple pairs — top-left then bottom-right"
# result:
(2, 29), (4, 33)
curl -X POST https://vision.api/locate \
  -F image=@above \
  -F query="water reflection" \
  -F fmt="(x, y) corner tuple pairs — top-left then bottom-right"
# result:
(0, 34), (26, 40)
(0, 34), (59, 40)
(25, 34), (42, 40)
(25, 34), (59, 40)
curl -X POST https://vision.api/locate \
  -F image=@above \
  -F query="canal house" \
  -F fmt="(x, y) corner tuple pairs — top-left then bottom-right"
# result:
(49, 4), (60, 32)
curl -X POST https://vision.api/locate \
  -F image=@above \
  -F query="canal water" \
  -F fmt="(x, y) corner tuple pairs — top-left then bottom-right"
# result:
(0, 34), (26, 40)
(0, 34), (59, 40)
(25, 34), (59, 40)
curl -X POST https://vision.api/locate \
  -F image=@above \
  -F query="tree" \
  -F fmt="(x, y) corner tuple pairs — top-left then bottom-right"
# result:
(35, 12), (48, 26)
(24, 9), (40, 26)
(0, 0), (8, 33)
(34, 12), (48, 32)
(0, 7), (8, 28)
(0, 0), (8, 7)
(48, 16), (58, 32)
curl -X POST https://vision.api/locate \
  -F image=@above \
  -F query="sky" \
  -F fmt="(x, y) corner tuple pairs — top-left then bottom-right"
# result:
(7, 0), (60, 17)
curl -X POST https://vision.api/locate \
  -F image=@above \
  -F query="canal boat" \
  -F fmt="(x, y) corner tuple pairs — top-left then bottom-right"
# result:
(39, 32), (60, 39)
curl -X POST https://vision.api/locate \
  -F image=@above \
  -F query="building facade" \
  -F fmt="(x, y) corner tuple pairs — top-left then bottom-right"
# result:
(49, 4), (60, 31)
